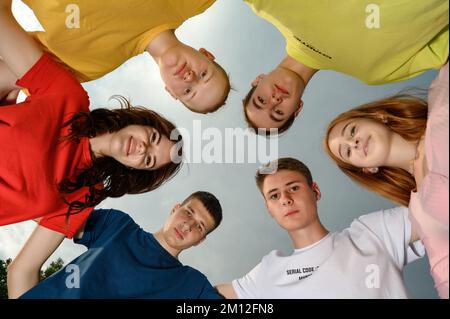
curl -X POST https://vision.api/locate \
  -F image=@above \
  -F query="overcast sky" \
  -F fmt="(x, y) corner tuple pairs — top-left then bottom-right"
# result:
(0, 0), (440, 298)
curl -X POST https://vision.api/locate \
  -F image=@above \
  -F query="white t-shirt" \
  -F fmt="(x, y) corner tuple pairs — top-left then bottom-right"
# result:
(232, 207), (425, 299)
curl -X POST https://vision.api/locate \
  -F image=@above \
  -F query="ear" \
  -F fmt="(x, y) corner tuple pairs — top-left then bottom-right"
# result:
(251, 74), (265, 87)
(165, 86), (178, 100)
(311, 182), (321, 201)
(199, 48), (215, 61)
(294, 100), (304, 118)
(362, 167), (379, 174)
(171, 203), (181, 215)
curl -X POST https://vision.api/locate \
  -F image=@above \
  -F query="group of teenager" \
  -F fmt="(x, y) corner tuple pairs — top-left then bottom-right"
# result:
(0, 0), (448, 299)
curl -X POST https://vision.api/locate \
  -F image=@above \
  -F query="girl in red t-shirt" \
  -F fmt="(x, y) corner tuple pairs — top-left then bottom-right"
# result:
(0, 1), (183, 297)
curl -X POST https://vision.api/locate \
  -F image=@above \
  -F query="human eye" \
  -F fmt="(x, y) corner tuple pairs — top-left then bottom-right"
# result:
(145, 156), (151, 167)
(200, 70), (207, 79)
(290, 185), (299, 192)
(350, 126), (356, 137)
(151, 132), (157, 143)
(184, 88), (192, 95)
(270, 193), (279, 200)
(257, 96), (265, 105)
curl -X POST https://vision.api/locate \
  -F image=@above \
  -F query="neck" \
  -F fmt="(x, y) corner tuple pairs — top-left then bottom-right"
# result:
(145, 29), (180, 63)
(89, 133), (113, 159)
(279, 55), (318, 89)
(289, 220), (329, 250)
(386, 134), (421, 175)
(154, 229), (181, 258)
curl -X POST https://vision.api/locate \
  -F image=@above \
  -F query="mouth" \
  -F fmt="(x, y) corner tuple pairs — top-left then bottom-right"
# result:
(126, 136), (136, 156)
(174, 62), (187, 77)
(275, 84), (290, 96)
(285, 210), (299, 217)
(174, 228), (184, 240)
(364, 136), (370, 157)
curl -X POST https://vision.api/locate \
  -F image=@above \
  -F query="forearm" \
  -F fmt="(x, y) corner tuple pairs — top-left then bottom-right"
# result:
(0, 5), (43, 78)
(215, 283), (238, 299)
(7, 263), (40, 299)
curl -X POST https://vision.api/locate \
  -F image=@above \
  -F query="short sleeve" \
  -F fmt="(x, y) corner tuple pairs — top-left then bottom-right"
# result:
(232, 262), (262, 299)
(197, 279), (223, 299)
(354, 206), (425, 270)
(74, 209), (132, 248)
(39, 206), (94, 239)
(15, 53), (88, 102)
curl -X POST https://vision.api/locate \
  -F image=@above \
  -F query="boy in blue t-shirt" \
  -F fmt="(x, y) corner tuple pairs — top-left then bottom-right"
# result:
(18, 191), (223, 299)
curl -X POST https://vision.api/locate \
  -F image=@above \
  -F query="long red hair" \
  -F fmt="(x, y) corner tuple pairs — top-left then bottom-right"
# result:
(324, 94), (428, 206)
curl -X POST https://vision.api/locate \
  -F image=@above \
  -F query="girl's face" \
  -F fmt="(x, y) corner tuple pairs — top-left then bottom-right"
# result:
(327, 118), (393, 169)
(108, 125), (175, 170)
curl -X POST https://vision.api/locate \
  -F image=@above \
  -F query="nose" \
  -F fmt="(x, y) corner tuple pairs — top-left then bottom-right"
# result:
(183, 70), (196, 83)
(280, 192), (293, 206)
(350, 137), (361, 150)
(271, 91), (282, 105)
(181, 221), (193, 233)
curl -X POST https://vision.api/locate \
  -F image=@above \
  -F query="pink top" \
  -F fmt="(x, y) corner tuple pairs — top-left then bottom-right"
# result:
(409, 62), (449, 299)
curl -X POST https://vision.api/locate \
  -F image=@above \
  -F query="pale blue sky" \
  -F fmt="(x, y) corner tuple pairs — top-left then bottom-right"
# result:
(0, 0), (440, 298)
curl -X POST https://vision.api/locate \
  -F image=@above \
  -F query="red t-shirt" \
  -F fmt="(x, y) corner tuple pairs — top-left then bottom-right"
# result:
(0, 53), (94, 238)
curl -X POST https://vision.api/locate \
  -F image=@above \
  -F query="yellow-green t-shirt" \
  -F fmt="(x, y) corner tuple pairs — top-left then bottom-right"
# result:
(23, 0), (216, 81)
(245, 0), (449, 84)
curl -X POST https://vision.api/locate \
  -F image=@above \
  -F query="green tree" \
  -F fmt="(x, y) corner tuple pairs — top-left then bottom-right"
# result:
(0, 257), (64, 299)
(0, 258), (12, 299)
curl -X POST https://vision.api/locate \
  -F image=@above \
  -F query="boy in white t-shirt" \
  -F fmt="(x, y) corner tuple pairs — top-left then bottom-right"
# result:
(216, 157), (424, 299)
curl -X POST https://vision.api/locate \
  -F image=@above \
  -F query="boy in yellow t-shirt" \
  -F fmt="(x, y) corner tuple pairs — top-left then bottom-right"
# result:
(1, 0), (230, 113)
(242, 0), (449, 134)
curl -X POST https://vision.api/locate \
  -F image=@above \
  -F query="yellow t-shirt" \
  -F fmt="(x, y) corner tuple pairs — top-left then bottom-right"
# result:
(23, 0), (216, 81)
(245, 0), (449, 84)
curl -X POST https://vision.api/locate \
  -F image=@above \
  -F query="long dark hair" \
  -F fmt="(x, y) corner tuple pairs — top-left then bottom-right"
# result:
(58, 96), (183, 217)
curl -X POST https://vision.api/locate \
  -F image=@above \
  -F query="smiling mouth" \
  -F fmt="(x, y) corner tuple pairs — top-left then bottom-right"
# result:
(175, 228), (184, 240)
(174, 62), (187, 77)
(275, 84), (289, 95)
(126, 136), (137, 156)
(364, 136), (370, 157)
(285, 210), (299, 217)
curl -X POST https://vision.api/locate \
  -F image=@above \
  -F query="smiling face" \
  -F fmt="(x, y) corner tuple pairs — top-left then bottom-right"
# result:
(245, 67), (305, 130)
(262, 170), (321, 232)
(327, 118), (394, 169)
(161, 198), (216, 251)
(107, 125), (175, 170)
(159, 45), (229, 113)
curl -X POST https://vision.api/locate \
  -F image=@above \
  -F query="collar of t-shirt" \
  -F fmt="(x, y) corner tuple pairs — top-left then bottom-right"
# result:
(285, 232), (334, 281)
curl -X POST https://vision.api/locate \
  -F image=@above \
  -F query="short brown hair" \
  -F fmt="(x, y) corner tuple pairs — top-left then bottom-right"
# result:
(182, 191), (223, 233)
(255, 157), (313, 192)
(243, 86), (296, 136)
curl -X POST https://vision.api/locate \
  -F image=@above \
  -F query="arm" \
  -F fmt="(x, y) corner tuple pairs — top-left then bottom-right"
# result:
(7, 225), (65, 299)
(0, 58), (21, 105)
(0, 0), (43, 79)
(215, 283), (238, 299)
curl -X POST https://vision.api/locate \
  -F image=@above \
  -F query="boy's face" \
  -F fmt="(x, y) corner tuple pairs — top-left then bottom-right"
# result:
(162, 198), (216, 251)
(159, 45), (229, 113)
(261, 170), (321, 232)
(245, 68), (305, 130)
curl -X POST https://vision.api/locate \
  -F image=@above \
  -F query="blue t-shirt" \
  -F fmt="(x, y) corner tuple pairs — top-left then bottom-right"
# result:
(20, 209), (222, 299)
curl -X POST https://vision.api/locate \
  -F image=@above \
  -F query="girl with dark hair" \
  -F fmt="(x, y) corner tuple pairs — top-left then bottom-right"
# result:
(324, 64), (448, 298)
(0, 1), (182, 297)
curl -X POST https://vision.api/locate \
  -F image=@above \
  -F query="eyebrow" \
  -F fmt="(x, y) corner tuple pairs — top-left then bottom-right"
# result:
(266, 180), (301, 196)
(187, 205), (205, 230)
(338, 122), (351, 159)
(252, 98), (283, 123)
